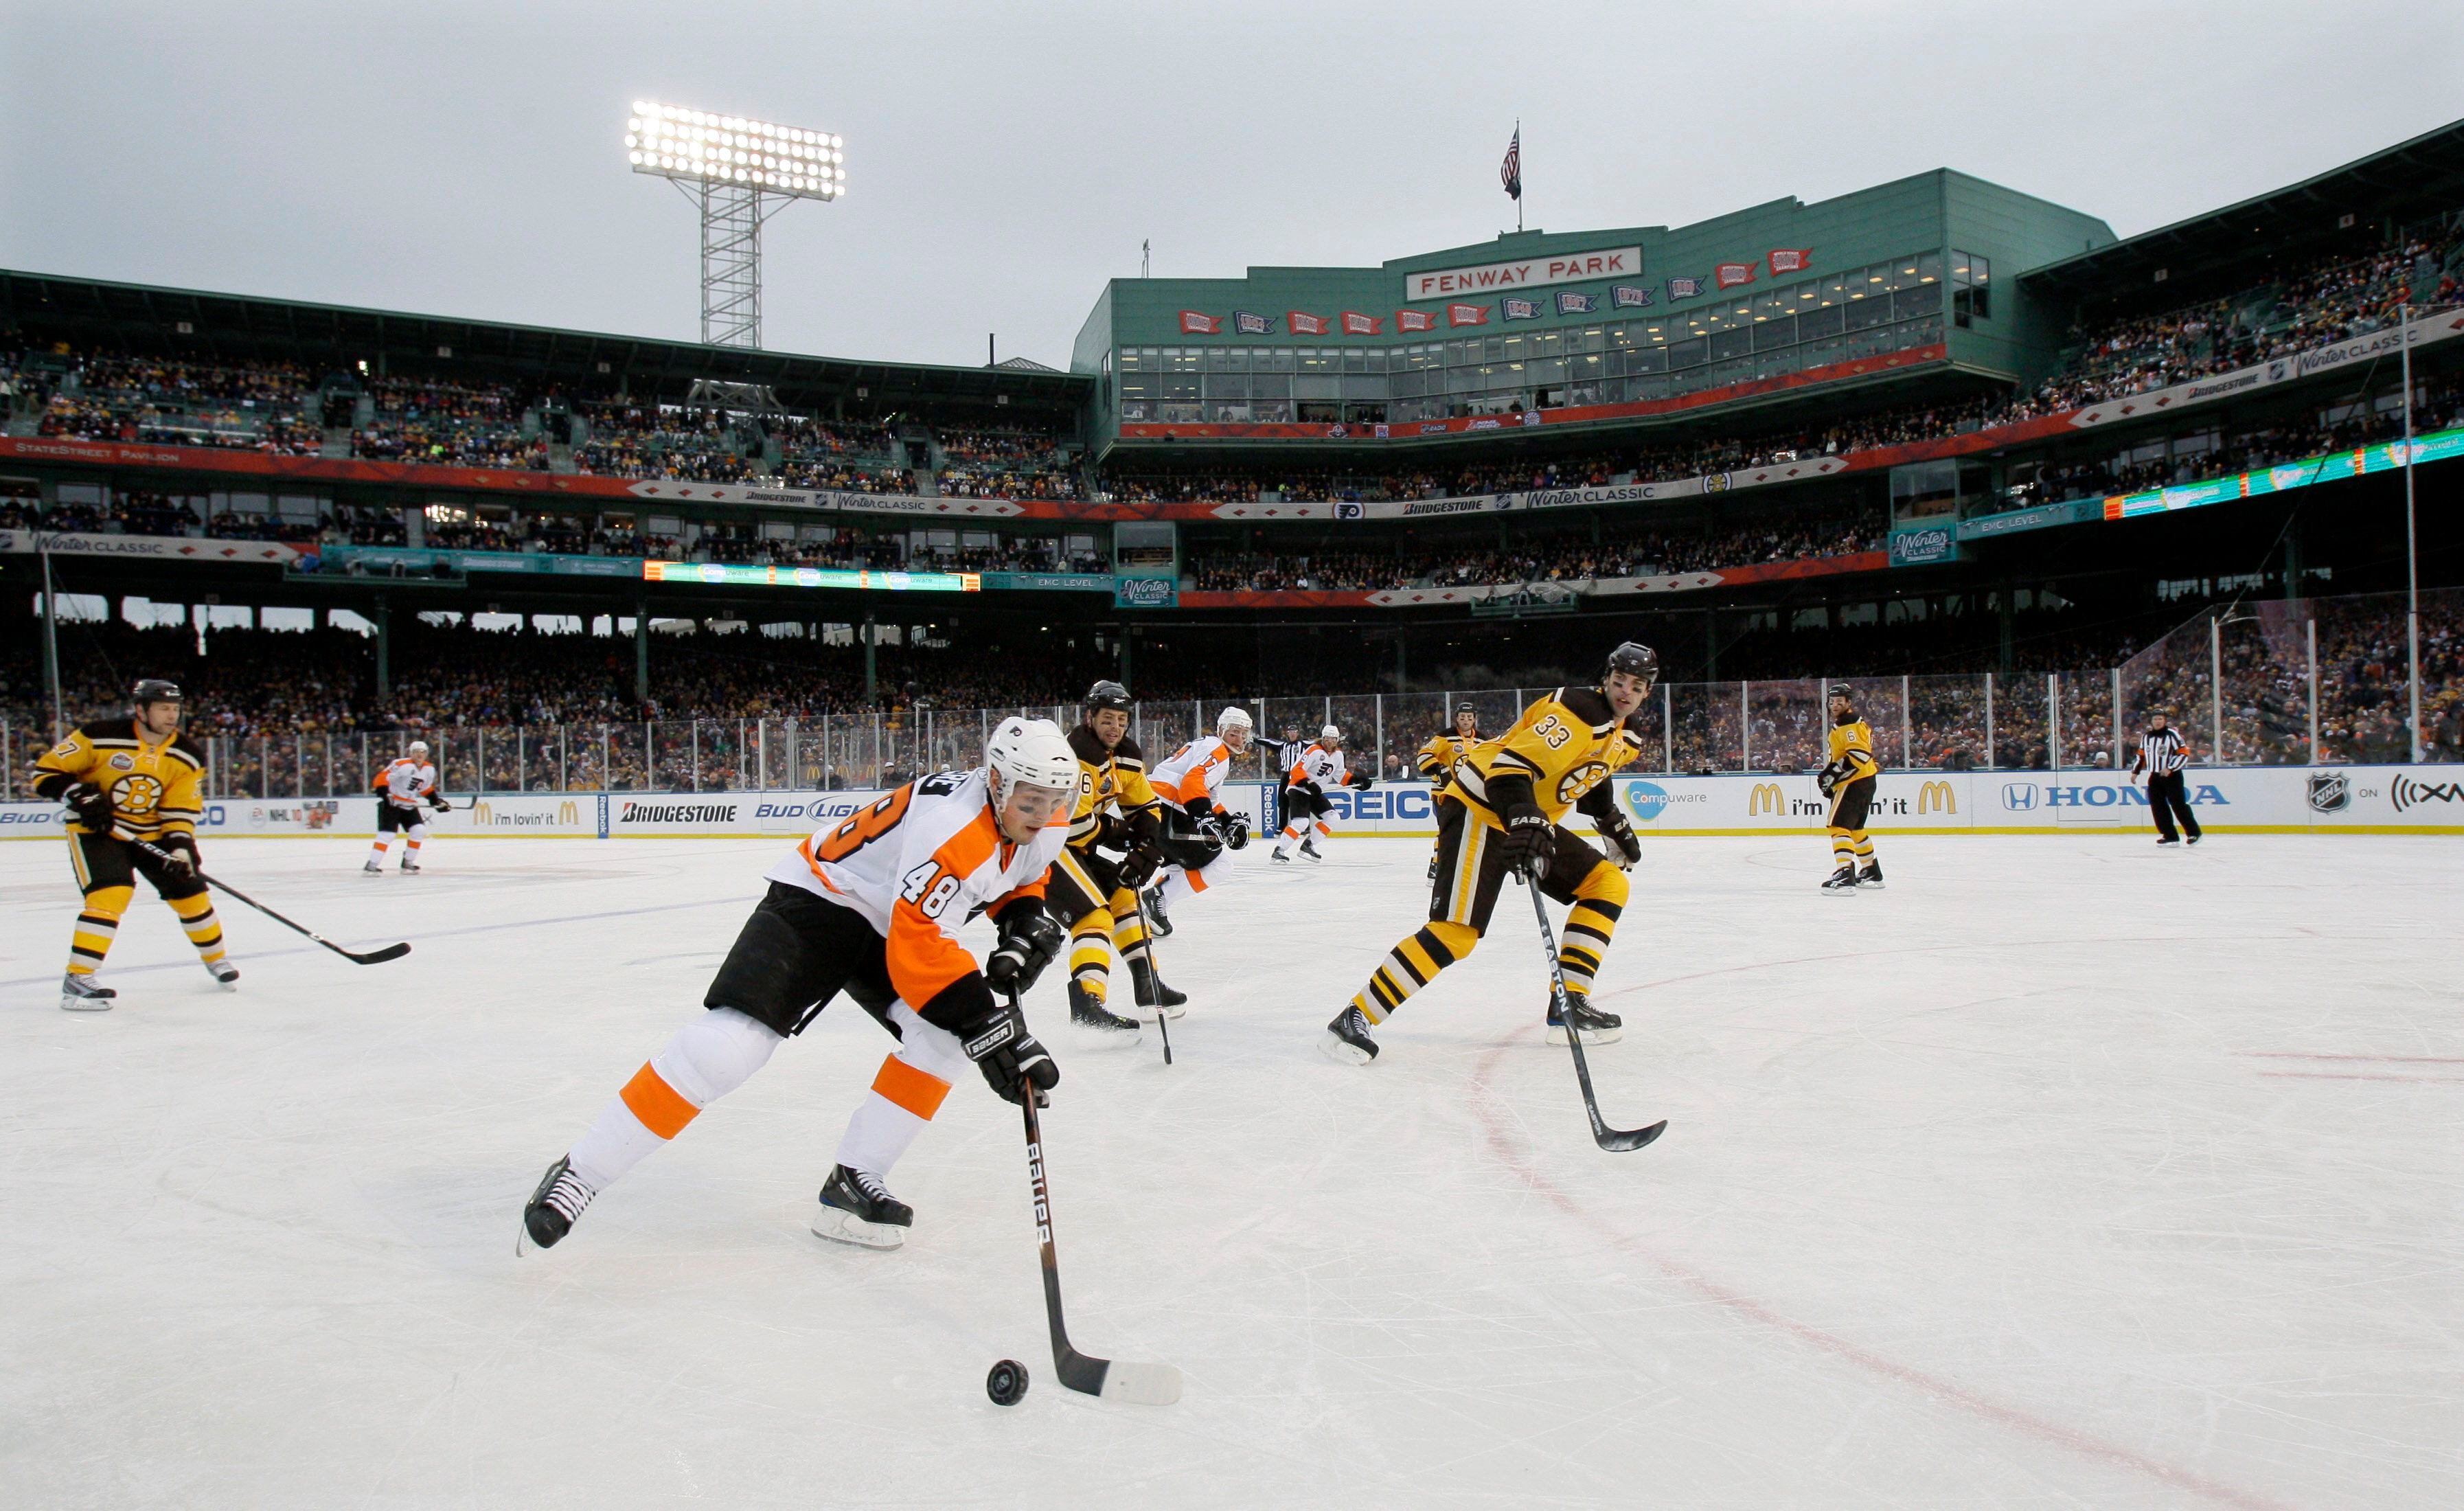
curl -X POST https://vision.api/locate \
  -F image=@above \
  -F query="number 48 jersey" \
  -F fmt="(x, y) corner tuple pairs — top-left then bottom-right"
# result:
(764, 767), (1069, 1023)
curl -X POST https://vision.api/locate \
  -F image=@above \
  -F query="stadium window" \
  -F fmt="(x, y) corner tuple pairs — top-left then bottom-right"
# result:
(1753, 313), (1797, 351)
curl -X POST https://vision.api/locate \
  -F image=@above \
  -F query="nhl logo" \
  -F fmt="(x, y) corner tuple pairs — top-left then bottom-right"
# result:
(2306, 771), (2350, 813)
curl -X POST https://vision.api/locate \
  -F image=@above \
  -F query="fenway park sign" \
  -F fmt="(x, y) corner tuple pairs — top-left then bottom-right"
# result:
(1404, 247), (1642, 301)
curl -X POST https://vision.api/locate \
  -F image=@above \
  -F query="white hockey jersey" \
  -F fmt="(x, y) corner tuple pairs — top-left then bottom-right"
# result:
(765, 767), (1067, 1023)
(373, 758), (437, 810)
(1285, 742), (1351, 789)
(1154, 735), (1234, 808)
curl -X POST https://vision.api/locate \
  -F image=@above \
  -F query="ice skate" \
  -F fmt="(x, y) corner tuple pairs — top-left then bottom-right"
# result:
(363, 860), (383, 874)
(1857, 861), (1884, 889)
(1321, 1005), (1379, 1064)
(813, 1164), (912, 1250)
(60, 973), (115, 1012)
(2156, 835), (2180, 846)
(1271, 849), (1292, 865)
(1299, 837), (1323, 863)
(1143, 886), (1174, 937)
(1069, 979), (1141, 1034)
(204, 959), (240, 991)
(1128, 958), (1187, 1019)
(517, 1156), (595, 1255)
(400, 859), (422, 874)
(1547, 992), (1623, 1045)
(1821, 864), (1860, 892)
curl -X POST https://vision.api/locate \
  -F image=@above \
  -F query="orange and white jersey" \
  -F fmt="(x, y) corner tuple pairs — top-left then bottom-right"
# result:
(1153, 735), (1234, 807)
(765, 767), (1068, 1020)
(372, 758), (437, 809)
(1285, 742), (1350, 789)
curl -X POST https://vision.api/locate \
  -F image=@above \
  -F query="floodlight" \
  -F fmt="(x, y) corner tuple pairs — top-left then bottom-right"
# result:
(625, 98), (845, 349)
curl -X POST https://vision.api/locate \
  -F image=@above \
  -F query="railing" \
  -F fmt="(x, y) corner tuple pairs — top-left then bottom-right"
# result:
(4, 588), (2455, 802)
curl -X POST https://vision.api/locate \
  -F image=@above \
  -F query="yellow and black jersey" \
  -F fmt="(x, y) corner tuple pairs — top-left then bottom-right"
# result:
(1065, 725), (1161, 851)
(30, 720), (207, 840)
(1449, 687), (1647, 826)
(1826, 718), (1880, 785)
(1417, 731), (1476, 784)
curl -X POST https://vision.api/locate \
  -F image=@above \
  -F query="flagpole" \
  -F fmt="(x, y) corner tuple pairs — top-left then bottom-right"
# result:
(1516, 119), (1523, 233)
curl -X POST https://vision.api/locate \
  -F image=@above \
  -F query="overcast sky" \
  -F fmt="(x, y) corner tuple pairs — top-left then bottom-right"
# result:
(4, 2), (2459, 372)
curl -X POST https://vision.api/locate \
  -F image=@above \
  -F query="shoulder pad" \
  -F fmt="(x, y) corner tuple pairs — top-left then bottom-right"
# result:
(1555, 685), (1616, 727)
(170, 735), (209, 764)
(1066, 725), (1110, 763)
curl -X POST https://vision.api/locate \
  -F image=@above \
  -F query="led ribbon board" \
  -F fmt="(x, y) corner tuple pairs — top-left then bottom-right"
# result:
(643, 561), (981, 592)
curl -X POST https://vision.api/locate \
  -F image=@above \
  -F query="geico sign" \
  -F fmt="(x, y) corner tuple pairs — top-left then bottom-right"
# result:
(2000, 782), (2228, 810)
(1917, 780), (1956, 815)
(1321, 787), (1434, 822)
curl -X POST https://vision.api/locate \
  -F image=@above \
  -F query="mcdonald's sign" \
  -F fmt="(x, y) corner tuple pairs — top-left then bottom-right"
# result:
(1748, 783), (1786, 817)
(1918, 780), (1956, 815)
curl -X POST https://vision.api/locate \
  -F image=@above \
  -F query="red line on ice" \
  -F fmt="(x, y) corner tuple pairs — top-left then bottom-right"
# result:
(2257, 1071), (2464, 1084)
(1465, 1027), (2295, 1511)
(2236, 1052), (2464, 1065)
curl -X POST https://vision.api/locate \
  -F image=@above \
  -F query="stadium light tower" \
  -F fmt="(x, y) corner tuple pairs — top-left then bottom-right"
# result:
(626, 100), (845, 349)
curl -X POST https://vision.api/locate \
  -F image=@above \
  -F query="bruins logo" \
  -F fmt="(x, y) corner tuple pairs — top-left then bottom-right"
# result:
(1554, 761), (1610, 806)
(111, 773), (166, 814)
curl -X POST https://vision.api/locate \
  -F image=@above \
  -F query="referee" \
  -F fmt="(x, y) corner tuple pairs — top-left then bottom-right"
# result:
(2130, 712), (2202, 845)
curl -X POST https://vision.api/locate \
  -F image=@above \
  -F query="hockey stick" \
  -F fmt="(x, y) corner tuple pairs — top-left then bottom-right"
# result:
(119, 832), (412, 966)
(1526, 876), (1665, 1152)
(1014, 995), (1182, 1405)
(1129, 885), (1172, 1066)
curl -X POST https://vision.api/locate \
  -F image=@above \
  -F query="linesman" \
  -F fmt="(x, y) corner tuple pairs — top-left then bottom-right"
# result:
(2130, 712), (2202, 845)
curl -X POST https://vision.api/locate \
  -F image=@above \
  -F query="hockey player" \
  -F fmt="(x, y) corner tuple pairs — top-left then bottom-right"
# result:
(1416, 704), (1482, 794)
(1817, 688), (1882, 891)
(366, 740), (450, 873)
(519, 717), (1077, 1255)
(1325, 644), (1656, 1063)
(1046, 680), (1174, 1028)
(1270, 723), (1371, 863)
(30, 679), (236, 1010)
(1140, 707), (1253, 938)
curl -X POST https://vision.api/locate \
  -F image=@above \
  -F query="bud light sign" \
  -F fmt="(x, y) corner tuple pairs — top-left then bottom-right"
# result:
(1889, 526), (1957, 567)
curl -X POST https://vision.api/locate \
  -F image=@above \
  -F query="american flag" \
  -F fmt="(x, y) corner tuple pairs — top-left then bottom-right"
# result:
(1500, 127), (1521, 202)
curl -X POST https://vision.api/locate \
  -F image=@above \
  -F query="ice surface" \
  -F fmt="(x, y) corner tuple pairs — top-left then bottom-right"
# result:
(3, 832), (2460, 1508)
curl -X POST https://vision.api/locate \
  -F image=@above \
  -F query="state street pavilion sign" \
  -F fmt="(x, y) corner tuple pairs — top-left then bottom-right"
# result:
(1404, 247), (1643, 302)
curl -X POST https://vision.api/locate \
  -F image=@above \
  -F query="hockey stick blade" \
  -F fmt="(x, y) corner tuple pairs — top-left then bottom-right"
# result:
(120, 833), (411, 966)
(1528, 878), (1665, 1152)
(1018, 1034), (1180, 1405)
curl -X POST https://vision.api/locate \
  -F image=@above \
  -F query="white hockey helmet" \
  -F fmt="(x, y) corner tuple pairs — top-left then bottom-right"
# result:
(987, 716), (1077, 798)
(407, 740), (430, 756)
(1218, 706), (1253, 734)
(1320, 723), (1342, 742)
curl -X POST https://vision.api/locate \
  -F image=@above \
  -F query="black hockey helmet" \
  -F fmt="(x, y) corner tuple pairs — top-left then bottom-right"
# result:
(1827, 684), (1858, 723)
(1084, 679), (1132, 714)
(131, 678), (185, 705)
(1603, 641), (1658, 690)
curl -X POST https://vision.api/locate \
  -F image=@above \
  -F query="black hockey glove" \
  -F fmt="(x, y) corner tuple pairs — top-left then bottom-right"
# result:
(1213, 812), (1251, 851)
(1118, 843), (1165, 891)
(962, 994), (1060, 1106)
(985, 907), (1066, 995)
(1816, 761), (1841, 799)
(1499, 802), (1553, 882)
(155, 832), (199, 881)
(1157, 827), (1222, 872)
(1597, 808), (1641, 870)
(1345, 771), (1373, 791)
(63, 781), (117, 832)
(429, 793), (453, 812)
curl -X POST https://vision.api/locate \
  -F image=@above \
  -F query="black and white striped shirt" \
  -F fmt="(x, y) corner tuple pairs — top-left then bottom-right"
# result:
(2134, 727), (2189, 775)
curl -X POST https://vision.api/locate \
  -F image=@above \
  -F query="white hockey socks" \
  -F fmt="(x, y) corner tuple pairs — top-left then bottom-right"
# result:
(566, 1007), (782, 1191)
(834, 1002), (970, 1180)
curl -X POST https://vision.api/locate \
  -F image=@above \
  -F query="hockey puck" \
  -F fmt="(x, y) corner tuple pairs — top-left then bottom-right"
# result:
(985, 1359), (1029, 1406)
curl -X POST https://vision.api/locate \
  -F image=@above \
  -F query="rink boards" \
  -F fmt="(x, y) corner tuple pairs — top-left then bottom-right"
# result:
(2, 764), (2456, 839)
